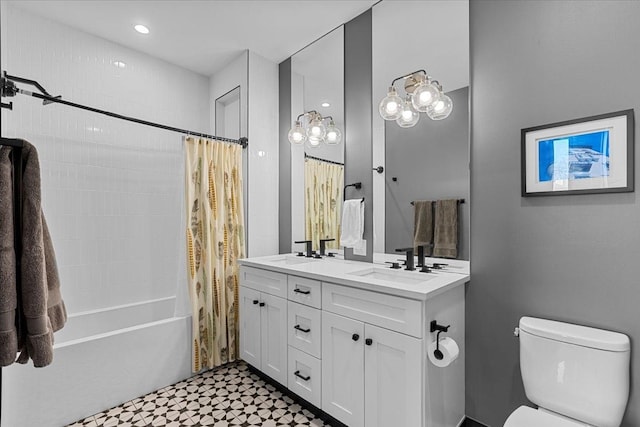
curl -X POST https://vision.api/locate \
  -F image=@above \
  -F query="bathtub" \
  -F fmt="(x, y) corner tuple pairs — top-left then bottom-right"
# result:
(0, 297), (193, 427)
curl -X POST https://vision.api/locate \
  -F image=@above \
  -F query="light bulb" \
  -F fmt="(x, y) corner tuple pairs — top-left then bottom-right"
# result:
(427, 93), (453, 120)
(396, 97), (420, 128)
(378, 87), (404, 121)
(288, 120), (306, 144)
(411, 80), (440, 112)
(306, 117), (326, 141)
(307, 136), (322, 147)
(325, 121), (342, 145)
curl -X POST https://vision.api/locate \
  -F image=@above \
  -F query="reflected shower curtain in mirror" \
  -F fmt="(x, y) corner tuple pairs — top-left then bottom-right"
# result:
(185, 137), (245, 372)
(304, 158), (344, 250)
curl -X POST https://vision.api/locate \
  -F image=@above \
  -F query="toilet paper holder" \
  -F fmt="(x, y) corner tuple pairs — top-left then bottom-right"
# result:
(430, 320), (451, 361)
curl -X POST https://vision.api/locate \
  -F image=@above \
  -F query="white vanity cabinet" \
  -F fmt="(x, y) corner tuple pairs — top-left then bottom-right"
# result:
(321, 285), (422, 427)
(239, 266), (288, 386)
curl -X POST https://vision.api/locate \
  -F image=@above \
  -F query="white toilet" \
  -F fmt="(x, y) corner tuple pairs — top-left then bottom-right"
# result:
(504, 316), (630, 427)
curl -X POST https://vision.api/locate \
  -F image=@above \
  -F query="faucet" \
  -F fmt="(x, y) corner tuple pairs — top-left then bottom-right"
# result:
(395, 247), (415, 271)
(319, 238), (335, 256)
(294, 240), (313, 258)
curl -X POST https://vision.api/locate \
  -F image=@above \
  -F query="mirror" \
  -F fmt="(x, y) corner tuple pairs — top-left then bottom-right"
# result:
(371, 1), (470, 260)
(290, 26), (345, 251)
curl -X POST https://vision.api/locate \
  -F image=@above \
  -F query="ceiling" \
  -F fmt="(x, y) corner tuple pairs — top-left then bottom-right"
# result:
(8, 0), (378, 76)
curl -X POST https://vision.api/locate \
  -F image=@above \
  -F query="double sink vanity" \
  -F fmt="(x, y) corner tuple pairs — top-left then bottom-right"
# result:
(238, 253), (469, 427)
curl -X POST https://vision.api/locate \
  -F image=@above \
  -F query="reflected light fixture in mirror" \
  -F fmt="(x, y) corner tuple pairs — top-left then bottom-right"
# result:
(288, 110), (342, 147)
(379, 69), (453, 126)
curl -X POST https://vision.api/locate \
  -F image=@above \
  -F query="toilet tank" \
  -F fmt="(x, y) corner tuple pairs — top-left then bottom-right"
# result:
(519, 317), (630, 427)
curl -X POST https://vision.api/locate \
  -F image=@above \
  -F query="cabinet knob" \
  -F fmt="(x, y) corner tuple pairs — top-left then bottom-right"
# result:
(252, 300), (259, 305)
(352, 333), (360, 342)
(259, 302), (266, 307)
(365, 338), (373, 346)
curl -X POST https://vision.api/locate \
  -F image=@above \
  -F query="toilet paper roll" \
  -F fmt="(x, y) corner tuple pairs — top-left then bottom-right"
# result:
(428, 337), (459, 367)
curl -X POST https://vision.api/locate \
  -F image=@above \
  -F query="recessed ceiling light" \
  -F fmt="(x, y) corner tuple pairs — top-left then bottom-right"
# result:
(134, 24), (149, 34)
(113, 61), (126, 68)
(321, 102), (330, 108)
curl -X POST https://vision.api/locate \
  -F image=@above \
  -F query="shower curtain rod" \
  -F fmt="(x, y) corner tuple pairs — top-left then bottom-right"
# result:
(304, 152), (344, 166)
(1, 72), (248, 148)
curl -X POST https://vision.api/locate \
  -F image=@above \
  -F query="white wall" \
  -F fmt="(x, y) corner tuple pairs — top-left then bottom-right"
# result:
(1, 5), (208, 316)
(248, 51), (279, 256)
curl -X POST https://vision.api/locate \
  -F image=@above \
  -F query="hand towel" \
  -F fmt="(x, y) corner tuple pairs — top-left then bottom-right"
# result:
(433, 199), (459, 259)
(413, 200), (433, 255)
(340, 199), (364, 248)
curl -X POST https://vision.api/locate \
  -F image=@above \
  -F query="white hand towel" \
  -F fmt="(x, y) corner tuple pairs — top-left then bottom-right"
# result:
(340, 199), (364, 248)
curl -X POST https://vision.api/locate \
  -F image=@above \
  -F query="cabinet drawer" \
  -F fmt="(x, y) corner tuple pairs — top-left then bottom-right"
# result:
(240, 266), (287, 298)
(288, 346), (321, 408)
(288, 276), (322, 309)
(322, 283), (423, 338)
(288, 301), (321, 358)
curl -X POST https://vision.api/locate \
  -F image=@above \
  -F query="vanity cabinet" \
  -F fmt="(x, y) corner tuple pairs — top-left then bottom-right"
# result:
(239, 267), (288, 386)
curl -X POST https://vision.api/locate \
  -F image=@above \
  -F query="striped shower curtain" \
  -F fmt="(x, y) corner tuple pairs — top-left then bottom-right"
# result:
(304, 158), (344, 250)
(184, 137), (245, 372)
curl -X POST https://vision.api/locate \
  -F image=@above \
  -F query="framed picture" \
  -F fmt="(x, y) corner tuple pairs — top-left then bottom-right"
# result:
(521, 109), (634, 197)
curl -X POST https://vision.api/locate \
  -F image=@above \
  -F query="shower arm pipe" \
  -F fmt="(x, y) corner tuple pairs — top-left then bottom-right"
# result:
(1, 71), (248, 148)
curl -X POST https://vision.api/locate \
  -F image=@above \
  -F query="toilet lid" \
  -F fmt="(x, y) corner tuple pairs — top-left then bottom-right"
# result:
(504, 406), (588, 427)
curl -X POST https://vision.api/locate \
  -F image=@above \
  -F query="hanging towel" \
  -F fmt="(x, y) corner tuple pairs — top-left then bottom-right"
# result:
(413, 200), (433, 255)
(340, 199), (364, 248)
(433, 199), (459, 259)
(0, 140), (66, 367)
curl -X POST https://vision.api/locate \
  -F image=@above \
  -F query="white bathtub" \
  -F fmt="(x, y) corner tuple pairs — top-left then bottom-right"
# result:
(0, 298), (193, 427)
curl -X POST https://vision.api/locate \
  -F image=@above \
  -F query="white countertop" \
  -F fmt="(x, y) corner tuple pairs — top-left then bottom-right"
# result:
(238, 253), (470, 301)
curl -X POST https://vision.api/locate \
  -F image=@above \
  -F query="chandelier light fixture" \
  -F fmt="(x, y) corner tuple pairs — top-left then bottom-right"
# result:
(288, 110), (342, 147)
(379, 69), (453, 128)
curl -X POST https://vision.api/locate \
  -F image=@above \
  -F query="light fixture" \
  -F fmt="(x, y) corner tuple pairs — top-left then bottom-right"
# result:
(321, 102), (331, 108)
(379, 69), (453, 126)
(288, 110), (342, 147)
(134, 24), (150, 34)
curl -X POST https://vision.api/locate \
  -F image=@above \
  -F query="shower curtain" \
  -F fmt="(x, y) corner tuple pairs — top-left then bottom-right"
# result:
(304, 158), (344, 250)
(184, 137), (245, 372)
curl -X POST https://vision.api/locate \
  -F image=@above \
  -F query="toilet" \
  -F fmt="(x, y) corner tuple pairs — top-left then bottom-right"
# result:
(504, 316), (630, 427)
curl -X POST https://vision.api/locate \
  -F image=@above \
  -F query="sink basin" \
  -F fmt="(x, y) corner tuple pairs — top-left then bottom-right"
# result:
(347, 267), (432, 285)
(268, 256), (313, 265)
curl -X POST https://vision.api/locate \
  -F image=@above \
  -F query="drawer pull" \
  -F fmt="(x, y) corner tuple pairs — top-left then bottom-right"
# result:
(293, 288), (311, 295)
(259, 302), (266, 307)
(294, 325), (311, 333)
(294, 370), (311, 381)
(365, 338), (373, 346)
(252, 300), (259, 305)
(352, 333), (360, 341)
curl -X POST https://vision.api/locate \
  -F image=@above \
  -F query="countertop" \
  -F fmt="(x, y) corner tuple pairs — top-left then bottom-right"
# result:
(238, 253), (470, 301)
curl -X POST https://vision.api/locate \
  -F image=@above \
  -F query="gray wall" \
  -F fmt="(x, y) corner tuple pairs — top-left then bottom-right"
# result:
(385, 86), (469, 260)
(468, 1), (640, 426)
(278, 59), (292, 254)
(343, 9), (373, 262)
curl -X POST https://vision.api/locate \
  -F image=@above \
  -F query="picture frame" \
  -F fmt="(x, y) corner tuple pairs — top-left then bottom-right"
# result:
(521, 109), (634, 197)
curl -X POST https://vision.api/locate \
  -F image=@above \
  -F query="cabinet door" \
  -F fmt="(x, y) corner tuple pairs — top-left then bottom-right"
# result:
(239, 286), (262, 369)
(364, 324), (422, 427)
(321, 311), (365, 427)
(260, 293), (288, 386)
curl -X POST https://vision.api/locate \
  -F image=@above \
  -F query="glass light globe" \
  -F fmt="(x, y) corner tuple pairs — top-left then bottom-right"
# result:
(307, 135), (323, 148)
(306, 118), (326, 141)
(288, 120), (306, 144)
(411, 80), (440, 112)
(325, 121), (342, 145)
(396, 97), (420, 128)
(427, 93), (453, 120)
(378, 87), (403, 121)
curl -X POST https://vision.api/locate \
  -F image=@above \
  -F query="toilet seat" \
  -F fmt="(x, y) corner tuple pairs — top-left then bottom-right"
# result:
(504, 406), (589, 427)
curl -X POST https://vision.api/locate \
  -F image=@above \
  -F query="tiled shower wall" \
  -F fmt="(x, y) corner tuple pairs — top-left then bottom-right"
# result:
(0, 4), (209, 315)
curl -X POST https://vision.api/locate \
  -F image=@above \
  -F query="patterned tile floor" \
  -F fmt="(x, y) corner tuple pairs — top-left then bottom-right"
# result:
(66, 361), (333, 427)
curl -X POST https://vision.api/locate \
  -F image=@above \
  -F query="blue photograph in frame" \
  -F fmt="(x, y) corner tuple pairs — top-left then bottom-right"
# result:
(521, 109), (634, 196)
(537, 130), (610, 182)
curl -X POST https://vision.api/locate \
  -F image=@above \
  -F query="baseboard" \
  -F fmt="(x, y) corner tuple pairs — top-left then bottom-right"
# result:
(462, 416), (490, 427)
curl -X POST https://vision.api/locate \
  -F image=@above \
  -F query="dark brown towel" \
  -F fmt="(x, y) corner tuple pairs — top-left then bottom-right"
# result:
(1, 140), (66, 367)
(413, 200), (433, 255)
(433, 199), (459, 259)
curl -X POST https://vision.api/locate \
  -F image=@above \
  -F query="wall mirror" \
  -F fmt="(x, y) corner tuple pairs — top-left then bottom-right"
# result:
(290, 26), (345, 252)
(371, 1), (470, 260)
